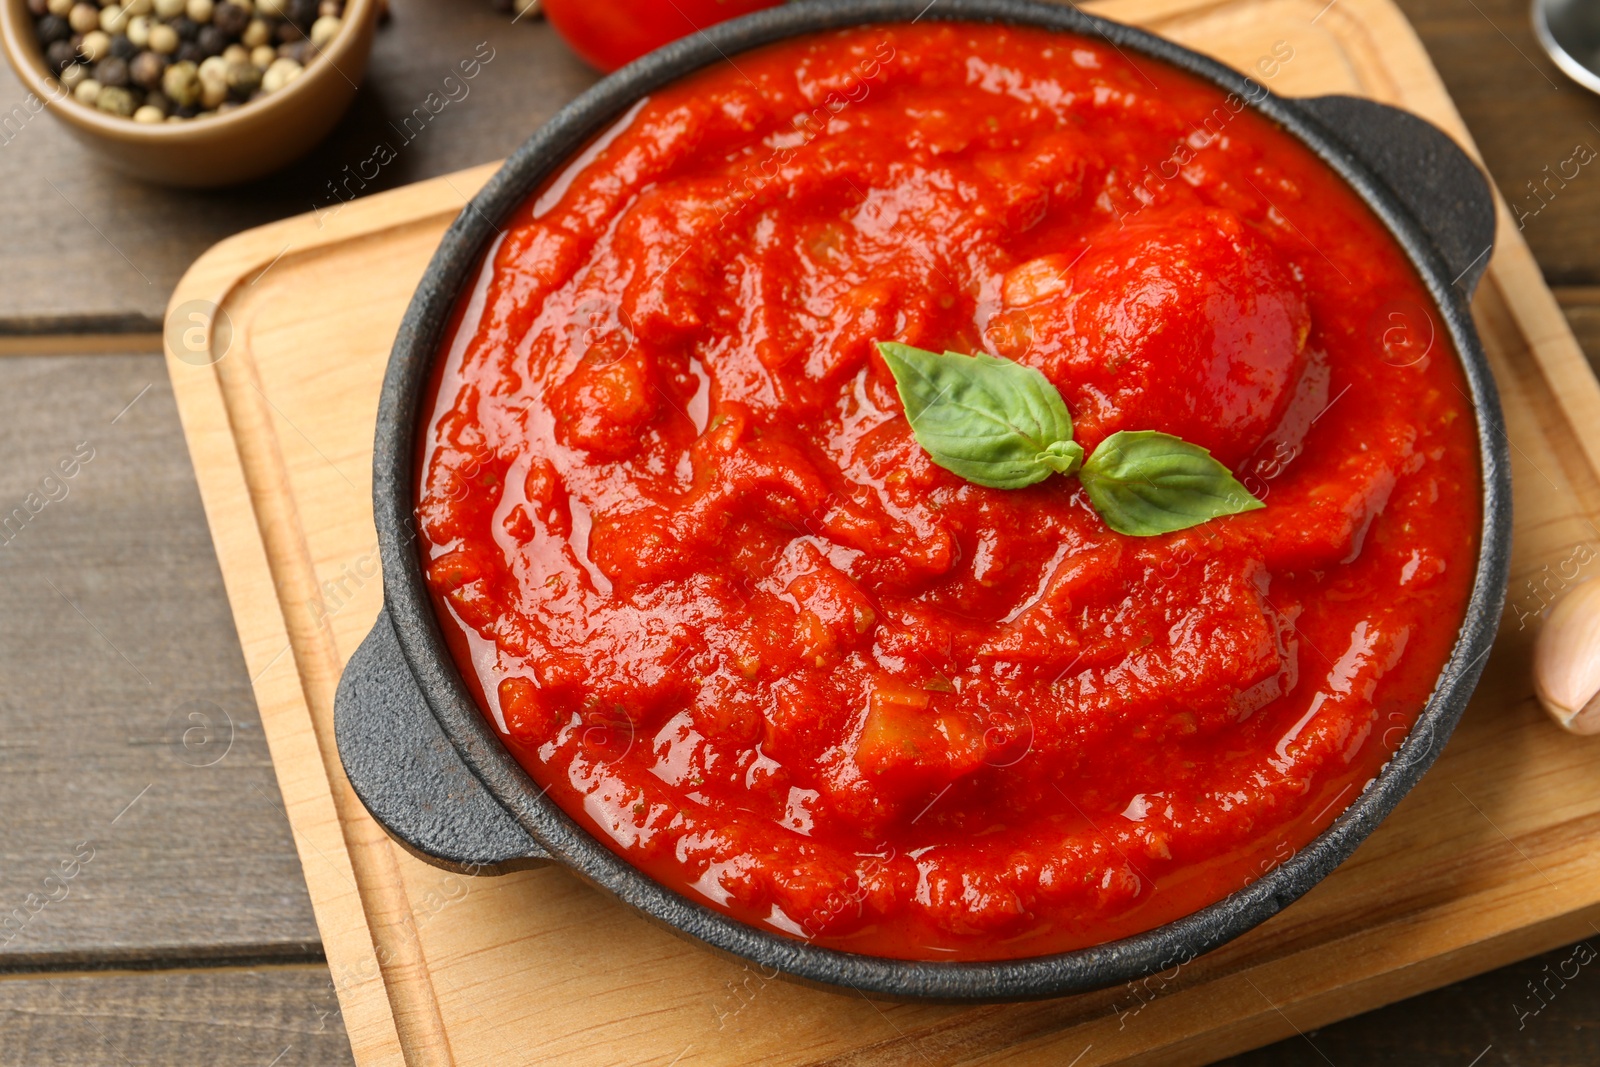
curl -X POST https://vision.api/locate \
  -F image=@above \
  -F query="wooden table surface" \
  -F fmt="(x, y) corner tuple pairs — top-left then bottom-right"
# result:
(1, 1), (1597, 1063)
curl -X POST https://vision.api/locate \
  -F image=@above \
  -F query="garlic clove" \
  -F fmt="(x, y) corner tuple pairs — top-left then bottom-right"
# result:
(1533, 577), (1600, 734)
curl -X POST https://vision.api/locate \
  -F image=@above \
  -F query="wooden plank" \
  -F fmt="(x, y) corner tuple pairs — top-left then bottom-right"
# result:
(0, 334), (162, 356)
(0, 965), (352, 1066)
(0, 352), (321, 968)
(1554, 287), (1600, 375)
(0, 6), (595, 334)
(1395, 0), (1600, 286)
(1218, 935), (1600, 1065)
(157, 0), (1600, 1063)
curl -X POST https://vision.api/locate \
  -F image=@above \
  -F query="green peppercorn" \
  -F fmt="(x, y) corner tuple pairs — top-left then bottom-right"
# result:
(94, 84), (135, 116)
(161, 59), (200, 106)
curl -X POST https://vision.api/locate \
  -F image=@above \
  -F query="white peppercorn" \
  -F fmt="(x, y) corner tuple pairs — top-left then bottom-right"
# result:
(79, 28), (109, 59)
(132, 102), (163, 122)
(186, 0), (212, 22)
(146, 21), (176, 52)
(46, 0), (72, 15)
(308, 13), (337, 47)
(67, 3), (98, 32)
(197, 54), (228, 104)
(248, 42), (273, 67)
(122, 0), (153, 15)
(58, 62), (87, 89)
(72, 76), (101, 104)
(96, 3), (127, 33)
(152, 0), (183, 15)
(125, 12), (148, 45)
(240, 16), (267, 46)
(259, 54), (298, 92)
(221, 41), (247, 63)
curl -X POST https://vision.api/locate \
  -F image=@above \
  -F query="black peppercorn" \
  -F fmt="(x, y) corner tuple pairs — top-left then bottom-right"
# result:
(210, 0), (248, 36)
(27, 0), (48, 14)
(94, 55), (129, 87)
(144, 89), (170, 113)
(196, 25), (227, 56)
(274, 19), (299, 44)
(129, 49), (164, 88)
(173, 102), (198, 118)
(45, 38), (77, 73)
(109, 33), (136, 59)
(176, 40), (204, 63)
(286, 0), (318, 27)
(35, 14), (70, 45)
(170, 15), (198, 40)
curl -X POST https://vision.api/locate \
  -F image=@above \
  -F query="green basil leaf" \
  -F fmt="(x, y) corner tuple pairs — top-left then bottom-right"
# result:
(878, 342), (1079, 489)
(1077, 430), (1265, 536)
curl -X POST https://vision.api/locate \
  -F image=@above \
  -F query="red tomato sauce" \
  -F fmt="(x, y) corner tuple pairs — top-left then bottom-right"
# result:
(417, 24), (1480, 960)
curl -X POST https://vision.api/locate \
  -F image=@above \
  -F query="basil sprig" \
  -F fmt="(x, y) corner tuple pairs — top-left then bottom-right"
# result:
(877, 342), (1264, 536)
(878, 343), (1084, 489)
(1077, 430), (1265, 535)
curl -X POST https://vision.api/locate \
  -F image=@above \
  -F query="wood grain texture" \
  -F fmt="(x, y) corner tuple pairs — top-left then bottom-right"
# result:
(156, 0), (1600, 1064)
(0, 353), (323, 970)
(1220, 936), (1600, 1065)
(1553, 287), (1600, 375)
(0, 965), (352, 1066)
(1396, 0), (1600, 286)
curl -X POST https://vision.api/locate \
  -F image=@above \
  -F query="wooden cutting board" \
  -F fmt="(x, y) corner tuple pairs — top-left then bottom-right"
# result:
(162, 0), (1600, 1062)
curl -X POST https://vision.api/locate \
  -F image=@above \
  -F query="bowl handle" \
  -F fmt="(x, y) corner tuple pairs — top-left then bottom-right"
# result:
(335, 609), (551, 875)
(1296, 95), (1497, 296)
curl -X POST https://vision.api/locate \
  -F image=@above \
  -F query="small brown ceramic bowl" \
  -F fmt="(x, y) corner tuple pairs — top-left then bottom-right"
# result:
(0, 0), (379, 186)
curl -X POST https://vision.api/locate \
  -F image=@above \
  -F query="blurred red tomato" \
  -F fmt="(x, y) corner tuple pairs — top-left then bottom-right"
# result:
(542, 0), (788, 72)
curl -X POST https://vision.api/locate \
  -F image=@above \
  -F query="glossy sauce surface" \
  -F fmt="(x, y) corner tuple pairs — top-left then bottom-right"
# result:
(418, 24), (1480, 960)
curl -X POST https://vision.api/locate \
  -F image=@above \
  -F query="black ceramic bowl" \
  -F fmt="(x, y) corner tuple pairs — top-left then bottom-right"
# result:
(335, 0), (1511, 1001)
